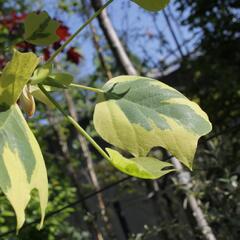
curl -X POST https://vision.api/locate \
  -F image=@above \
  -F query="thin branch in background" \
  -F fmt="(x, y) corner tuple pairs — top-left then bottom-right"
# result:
(82, 0), (112, 79)
(90, 0), (137, 75)
(0, 176), (131, 238)
(46, 109), (104, 239)
(64, 90), (114, 238)
(167, 5), (190, 55)
(162, 8), (185, 58)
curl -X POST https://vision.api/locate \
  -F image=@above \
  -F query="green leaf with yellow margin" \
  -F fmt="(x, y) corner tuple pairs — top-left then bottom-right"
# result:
(131, 0), (170, 11)
(106, 148), (175, 179)
(93, 76), (212, 170)
(0, 105), (48, 230)
(24, 11), (60, 46)
(0, 49), (39, 111)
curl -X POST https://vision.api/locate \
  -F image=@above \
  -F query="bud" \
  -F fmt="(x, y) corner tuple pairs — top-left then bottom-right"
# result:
(19, 85), (36, 117)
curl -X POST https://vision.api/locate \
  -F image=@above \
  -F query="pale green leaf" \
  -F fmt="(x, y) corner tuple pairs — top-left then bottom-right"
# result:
(93, 76), (212, 169)
(132, 0), (169, 11)
(42, 72), (74, 88)
(31, 64), (52, 85)
(30, 85), (55, 108)
(24, 11), (60, 45)
(0, 49), (39, 111)
(106, 148), (175, 179)
(0, 105), (48, 230)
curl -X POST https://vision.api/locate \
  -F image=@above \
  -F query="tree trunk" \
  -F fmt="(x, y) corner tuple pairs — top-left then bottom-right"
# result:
(46, 109), (104, 240)
(81, 0), (112, 79)
(171, 157), (217, 240)
(90, 0), (137, 75)
(90, 23), (113, 79)
(64, 90), (114, 238)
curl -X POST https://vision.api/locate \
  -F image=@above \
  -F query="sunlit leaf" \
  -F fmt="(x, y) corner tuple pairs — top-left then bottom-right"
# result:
(94, 76), (212, 169)
(31, 64), (52, 85)
(0, 49), (39, 111)
(106, 148), (175, 179)
(0, 105), (48, 230)
(42, 72), (73, 88)
(24, 11), (60, 45)
(131, 0), (169, 11)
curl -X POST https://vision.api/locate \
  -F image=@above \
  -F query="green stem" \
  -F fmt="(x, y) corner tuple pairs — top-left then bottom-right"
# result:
(39, 84), (111, 161)
(69, 83), (104, 94)
(46, 0), (114, 65)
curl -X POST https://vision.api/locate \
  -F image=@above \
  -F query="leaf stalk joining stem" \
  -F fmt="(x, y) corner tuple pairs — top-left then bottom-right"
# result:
(39, 84), (111, 162)
(69, 83), (104, 94)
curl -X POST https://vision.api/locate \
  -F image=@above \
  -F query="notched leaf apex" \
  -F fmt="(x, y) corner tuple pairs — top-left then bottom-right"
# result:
(132, 0), (170, 12)
(106, 148), (175, 179)
(24, 11), (60, 46)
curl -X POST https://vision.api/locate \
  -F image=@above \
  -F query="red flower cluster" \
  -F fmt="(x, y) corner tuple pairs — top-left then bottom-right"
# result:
(56, 25), (70, 41)
(1, 12), (27, 31)
(42, 24), (82, 64)
(67, 47), (82, 64)
(43, 48), (51, 61)
(0, 56), (5, 69)
(0, 12), (82, 66)
(16, 41), (36, 52)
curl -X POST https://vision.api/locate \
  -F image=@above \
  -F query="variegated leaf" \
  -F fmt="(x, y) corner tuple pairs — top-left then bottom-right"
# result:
(0, 49), (39, 111)
(106, 148), (175, 179)
(94, 76), (212, 169)
(0, 105), (48, 230)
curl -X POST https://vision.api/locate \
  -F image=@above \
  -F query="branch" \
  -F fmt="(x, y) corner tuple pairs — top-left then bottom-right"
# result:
(90, 0), (137, 75)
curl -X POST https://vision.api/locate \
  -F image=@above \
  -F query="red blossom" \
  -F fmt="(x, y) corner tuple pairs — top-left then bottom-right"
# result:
(16, 41), (35, 52)
(67, 47), (82, 64)
(12, 12), (27, 22)
(56, 25), (70, 41)
(53, 41), (62, 50)
(43, 48), (51, 61)
(0, 57), (6, 69)
(2, 12), (27, 31)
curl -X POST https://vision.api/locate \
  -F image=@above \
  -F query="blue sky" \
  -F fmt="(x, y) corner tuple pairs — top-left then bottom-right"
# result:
(29, 0), (199, 78)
